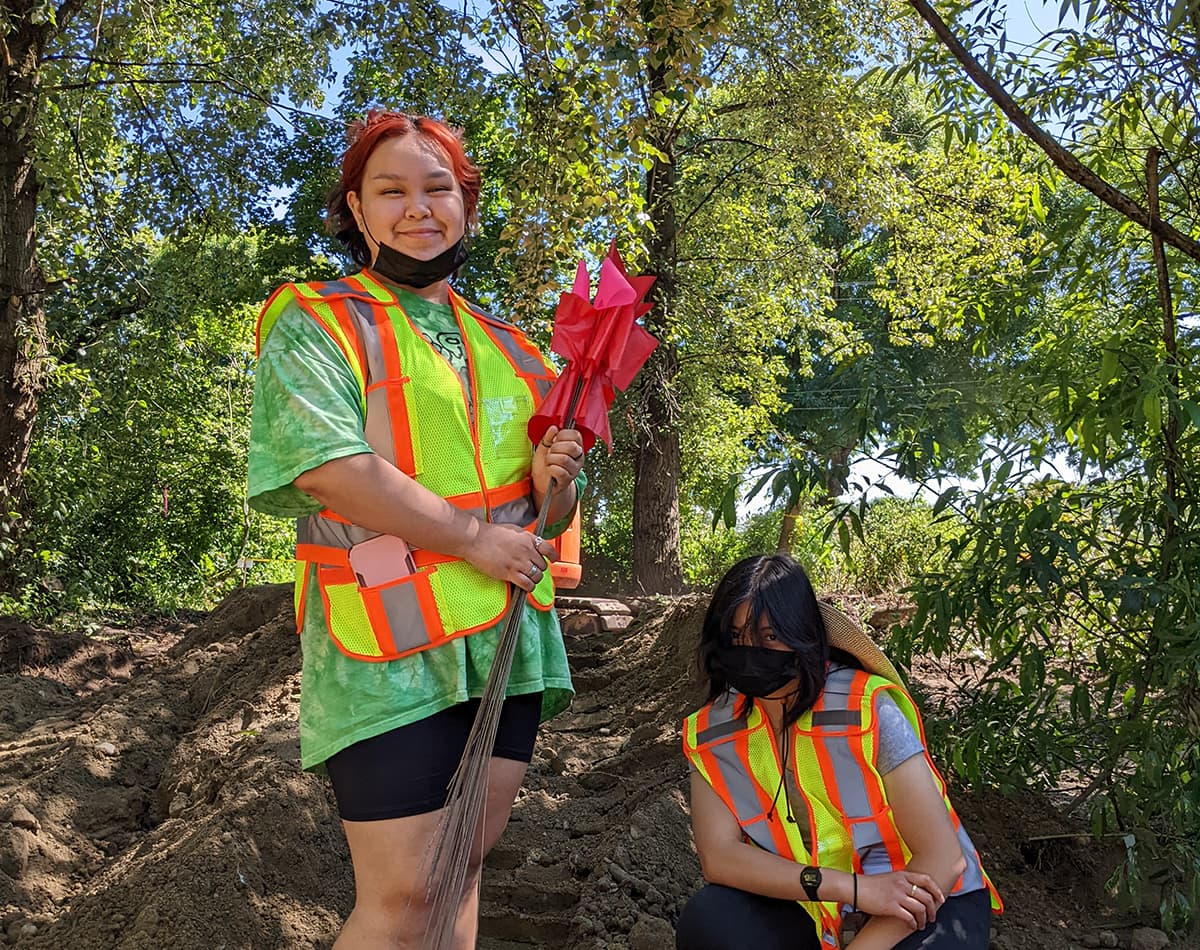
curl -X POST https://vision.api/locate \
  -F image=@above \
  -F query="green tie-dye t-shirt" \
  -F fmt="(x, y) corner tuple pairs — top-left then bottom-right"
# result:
(248, 284), (577, 771)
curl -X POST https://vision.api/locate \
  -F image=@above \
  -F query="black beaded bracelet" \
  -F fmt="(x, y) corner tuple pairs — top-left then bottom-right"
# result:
(852, 872), (858, 912)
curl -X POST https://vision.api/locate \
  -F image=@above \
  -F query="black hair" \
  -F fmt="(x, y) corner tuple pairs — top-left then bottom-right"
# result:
(697, 554), (831, 729)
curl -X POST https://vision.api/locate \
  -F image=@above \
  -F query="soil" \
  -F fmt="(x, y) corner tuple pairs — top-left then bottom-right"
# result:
(0, 587), (1188, 949)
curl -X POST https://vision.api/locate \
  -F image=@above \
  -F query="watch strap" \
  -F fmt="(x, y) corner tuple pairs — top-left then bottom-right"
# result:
(800, 864), (821, 902)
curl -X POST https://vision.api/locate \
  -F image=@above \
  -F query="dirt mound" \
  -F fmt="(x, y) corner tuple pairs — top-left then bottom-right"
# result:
(0, 587), (1184, 948)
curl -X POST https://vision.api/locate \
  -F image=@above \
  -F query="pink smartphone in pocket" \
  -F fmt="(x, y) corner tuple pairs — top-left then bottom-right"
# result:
(348, 534), (418, 588)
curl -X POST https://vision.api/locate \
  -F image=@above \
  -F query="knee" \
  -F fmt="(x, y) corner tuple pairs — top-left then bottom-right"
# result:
(675, 887), (727, 950)
(353, 878), (429, 930)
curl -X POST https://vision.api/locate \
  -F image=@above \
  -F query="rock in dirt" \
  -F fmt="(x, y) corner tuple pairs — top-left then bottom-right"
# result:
(5, 806), (38, 835)
(1098, 931), (1118, 948)
(1129, 928), (1170, 950)
(0, 828), (30, 880)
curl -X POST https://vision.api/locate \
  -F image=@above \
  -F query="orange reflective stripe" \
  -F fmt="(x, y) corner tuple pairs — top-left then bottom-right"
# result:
(489, 478), (533, 506)
(319, 507), (354, 525)
(690, 707), (744, 821)
(444, 489), (487, 510)
(295, 565), (309, 636)
(361, 589), (400, 657)
(370, 307), (418, 475)
(326, 299), (369, 383)
(412, 549), (457, 568)
(853, 684), (907, 868)
(296, 288), (370, 374)
(277, 289), (362, 374)
(413, 572), (443, 641)
(296, 543), (351, 565)
(736, 725), (796, 859)
(808, 694), (846, 866)
(444, 479), (532, 512)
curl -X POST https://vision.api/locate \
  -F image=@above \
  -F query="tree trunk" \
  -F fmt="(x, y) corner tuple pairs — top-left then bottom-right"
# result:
(776, 496), (802, 554)
(632, 60), (684, 593)
(632, 345), (683, 591)
(0, 22), (48, 536)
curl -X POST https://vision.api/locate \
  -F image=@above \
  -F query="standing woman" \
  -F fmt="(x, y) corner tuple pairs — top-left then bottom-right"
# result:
(247, 110), (584, 949)
(678, 554), (1002, 950)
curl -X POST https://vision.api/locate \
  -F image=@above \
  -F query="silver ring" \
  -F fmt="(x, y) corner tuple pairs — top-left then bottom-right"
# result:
(533, 536), (545, 547)
(909, 883), (918, 897)
(529, 563), (543, 577)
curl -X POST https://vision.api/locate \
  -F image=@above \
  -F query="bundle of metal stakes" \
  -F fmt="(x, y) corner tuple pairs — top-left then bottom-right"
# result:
(419, 244), (657, 949)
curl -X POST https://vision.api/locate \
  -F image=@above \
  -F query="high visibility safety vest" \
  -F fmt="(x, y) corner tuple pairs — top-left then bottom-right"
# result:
(682, 666), (1003, 948)
(256, 270), (559, 662)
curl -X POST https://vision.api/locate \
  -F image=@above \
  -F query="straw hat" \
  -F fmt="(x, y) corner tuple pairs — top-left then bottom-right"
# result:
(818, 601), (904, 685)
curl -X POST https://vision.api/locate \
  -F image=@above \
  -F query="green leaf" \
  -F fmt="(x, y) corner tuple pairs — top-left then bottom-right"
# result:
(1144, 393), (1162, 433)
(1167, 0), (1192, 33)
(1030, 181), (1046, 224)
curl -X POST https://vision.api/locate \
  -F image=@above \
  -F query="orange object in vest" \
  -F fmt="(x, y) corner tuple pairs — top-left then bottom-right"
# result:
(550, 508), (582, 590)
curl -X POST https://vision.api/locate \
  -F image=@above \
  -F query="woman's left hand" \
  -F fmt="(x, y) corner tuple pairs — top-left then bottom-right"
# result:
(854, 869), (945, 930)
(532, 426), (584, 497)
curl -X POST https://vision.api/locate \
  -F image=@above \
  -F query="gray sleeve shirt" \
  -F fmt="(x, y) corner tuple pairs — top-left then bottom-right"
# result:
(874, 692), (926, 775)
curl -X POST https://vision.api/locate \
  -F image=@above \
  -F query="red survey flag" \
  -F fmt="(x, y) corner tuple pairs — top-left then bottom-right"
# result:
(528, 243), (658, 452)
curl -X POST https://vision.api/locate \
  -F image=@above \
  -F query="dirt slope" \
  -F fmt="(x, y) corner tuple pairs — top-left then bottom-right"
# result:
(0, 587), (1185, 949)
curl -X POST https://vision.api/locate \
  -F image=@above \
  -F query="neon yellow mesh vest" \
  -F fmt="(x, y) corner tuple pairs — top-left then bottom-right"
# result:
(682, 666), (1003, 947)
(256, 269), (557, 661)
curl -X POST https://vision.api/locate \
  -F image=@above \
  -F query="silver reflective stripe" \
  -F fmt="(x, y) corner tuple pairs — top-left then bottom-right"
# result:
(376, 580), (424, 637)
(470, 306), (554, 392)
(316, 278), (368, 297)
(696, 697), (779, 852)
(819, 668), (897, 860)
(696, 715), (746, 747)
(820, 668), (989, 894)
(812, 710), (861, 726)
(859, 843), (896, 875)
(343, 299), (397, 467)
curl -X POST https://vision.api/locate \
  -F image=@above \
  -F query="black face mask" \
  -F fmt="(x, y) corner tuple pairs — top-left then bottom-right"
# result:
(713, 646), (800, 698)
(370, 235), (469, 289)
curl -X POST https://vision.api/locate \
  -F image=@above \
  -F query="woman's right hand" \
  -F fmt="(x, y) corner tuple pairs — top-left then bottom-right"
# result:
(466, 522), (558, 591)
(854, 870), (945, 931)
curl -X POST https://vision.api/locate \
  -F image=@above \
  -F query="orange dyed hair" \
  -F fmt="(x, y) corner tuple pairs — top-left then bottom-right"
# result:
(326, 109), (481, 265)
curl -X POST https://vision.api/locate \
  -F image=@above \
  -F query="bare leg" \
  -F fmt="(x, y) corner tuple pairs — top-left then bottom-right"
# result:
(333, 756), (529, 950)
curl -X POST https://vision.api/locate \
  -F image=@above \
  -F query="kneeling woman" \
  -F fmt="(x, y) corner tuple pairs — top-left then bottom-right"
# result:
(678, 554), (1001, 950)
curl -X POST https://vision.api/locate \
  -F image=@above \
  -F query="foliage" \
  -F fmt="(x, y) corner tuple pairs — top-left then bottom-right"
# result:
(4, 228), (322, 616)
(854, 0), (1200, 928)
(680, 508), (784, 588)
(831, 496), (958, 594)
(888, 153), (1200, 933)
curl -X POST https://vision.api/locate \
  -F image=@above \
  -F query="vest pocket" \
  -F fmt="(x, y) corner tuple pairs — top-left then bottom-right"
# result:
(481, 394), (533, 461)
(317, 563), (447, 661)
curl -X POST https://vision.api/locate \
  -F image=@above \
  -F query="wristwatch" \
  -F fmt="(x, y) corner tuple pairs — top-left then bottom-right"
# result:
(800, 865), (821, 902)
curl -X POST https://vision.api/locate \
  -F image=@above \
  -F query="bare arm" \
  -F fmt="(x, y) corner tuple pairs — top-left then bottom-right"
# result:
(839, 755), (967, 950)
(689, 772), (942, 929)
(293, 453), (557, 591)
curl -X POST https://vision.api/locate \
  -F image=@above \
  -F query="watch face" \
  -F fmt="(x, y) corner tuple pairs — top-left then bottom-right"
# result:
(801, 865), (821, 896)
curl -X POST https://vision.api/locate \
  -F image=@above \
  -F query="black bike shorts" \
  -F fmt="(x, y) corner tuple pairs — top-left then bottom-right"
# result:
(324, 692), (543, 822)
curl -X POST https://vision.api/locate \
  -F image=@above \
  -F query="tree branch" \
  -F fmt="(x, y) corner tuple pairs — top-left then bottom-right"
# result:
(50, 0), (93, 44)
(906, 0), (1200, 263)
